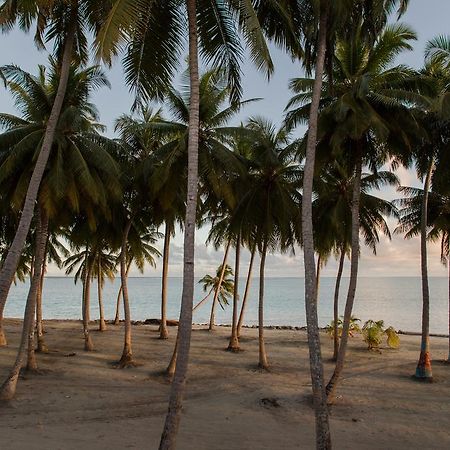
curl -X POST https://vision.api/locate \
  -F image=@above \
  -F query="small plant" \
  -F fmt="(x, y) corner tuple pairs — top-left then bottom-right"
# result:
(326, 316), (361, 338)
(362, 320), (400, 350)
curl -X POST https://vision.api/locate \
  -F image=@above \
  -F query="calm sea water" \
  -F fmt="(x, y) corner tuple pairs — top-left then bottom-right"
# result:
(4, 277), (449, 334)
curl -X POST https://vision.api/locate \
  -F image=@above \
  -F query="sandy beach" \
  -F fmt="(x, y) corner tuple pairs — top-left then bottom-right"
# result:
(0, 319), (449, 450)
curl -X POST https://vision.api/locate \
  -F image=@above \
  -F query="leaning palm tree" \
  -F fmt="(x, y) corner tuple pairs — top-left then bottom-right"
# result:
(195, 264), (234, 313)
(0, 1), (114, 336)
(0, 61), (120, 347)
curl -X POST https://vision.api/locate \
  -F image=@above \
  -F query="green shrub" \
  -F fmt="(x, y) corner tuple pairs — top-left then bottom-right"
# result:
(362, 320), (400, 350)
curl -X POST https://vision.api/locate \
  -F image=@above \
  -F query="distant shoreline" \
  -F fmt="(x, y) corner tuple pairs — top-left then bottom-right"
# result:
(4, 317), (448, 338)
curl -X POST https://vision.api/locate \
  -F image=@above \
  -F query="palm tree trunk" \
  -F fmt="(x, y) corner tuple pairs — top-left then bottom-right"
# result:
(326, 146), (363, 400)
(118, 219), (135, 368)
(160, 222), (171, 339)
(82, 253), (94, 352)
(98, 258), (107, 332)
(300, 5), (332, 448)
(316, 254), (322, 299)
(0, 209), (48, 401)
(36, 238), (48, 353)
(228, 238), (241, 351)
(209, 240), (231, 330)
(192, 287), (214, 311)
(415, 161), (433, 380)
(237, 246), (256, 338)
(114, 260), (131, 325)
(0, 17), (77, 348)
(333, 247), (346, 361)
(159, 1), (200, 447)
(258, 241), (269, 370)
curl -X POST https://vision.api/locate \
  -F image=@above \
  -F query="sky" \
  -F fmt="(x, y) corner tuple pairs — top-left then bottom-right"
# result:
(0, 0), (449, 278)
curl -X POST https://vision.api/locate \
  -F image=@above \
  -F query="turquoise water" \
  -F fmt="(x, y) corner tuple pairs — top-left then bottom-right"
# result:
(4, 277), (449, 334)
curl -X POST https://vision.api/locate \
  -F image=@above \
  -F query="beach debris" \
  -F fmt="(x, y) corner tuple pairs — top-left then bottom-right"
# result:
(260, 397), (281, 408)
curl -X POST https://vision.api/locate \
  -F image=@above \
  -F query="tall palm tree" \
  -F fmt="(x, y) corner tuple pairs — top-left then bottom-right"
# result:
(0, 61), (120, 346)
(287, 22), (419, 400)
(313, 162), (400, 359)
(0, 1), (113, 332)
(230, 118), (301, 369)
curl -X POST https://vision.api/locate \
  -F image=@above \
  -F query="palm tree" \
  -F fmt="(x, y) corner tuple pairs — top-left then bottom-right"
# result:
(287, 22), (419, 401)
(0, 1), (113, 332)
(0, 61), (120, 347)
(314, 162), (400, 359)
(195, 264), (234, 313)
(230, 118), (301, 369)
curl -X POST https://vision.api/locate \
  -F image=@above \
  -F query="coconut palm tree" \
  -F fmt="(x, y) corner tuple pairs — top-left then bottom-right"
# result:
(195, 264), (234, 312)
(230, 117), (301, 369)
(0, 61), (121, 347)
(287, 22), (420, 400)
(0, 1), (114, 331)
(97, 1), (277, 444)
(313, 161), (400, 359)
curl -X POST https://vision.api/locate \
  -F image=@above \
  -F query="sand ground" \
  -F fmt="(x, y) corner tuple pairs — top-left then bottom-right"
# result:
(0, 319), (449, 450)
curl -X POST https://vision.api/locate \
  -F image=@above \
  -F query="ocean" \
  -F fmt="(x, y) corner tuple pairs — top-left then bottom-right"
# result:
(4, 276), (448, 335)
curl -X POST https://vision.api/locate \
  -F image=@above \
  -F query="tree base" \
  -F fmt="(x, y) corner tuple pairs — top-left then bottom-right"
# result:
(159, 328), (169, 340)
(412, 374), (434, 383)
(258, 362), (270, 372)
(0, 329), (7, 347)
(0, 373), (18, 402)
(99, 323), (107, 332)
(37, 340), (49, 353)
(115, 353), (139, 369)
(226, 345), (242, 353)
(84, 336), (94, 352)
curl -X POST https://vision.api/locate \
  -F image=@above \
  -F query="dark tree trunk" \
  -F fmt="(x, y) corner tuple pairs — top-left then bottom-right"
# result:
(98, 258), (107, 332)
(415, 161), (433, 380)
(300, 5), (332, 448)
(209, 240), (231, 330)
(159, 1), (200, 446)
(237, 246), (256, 338)
(0, 209), (48, 401)
(114, 260), (131, 325)
(0, 16), (77, 347)
(118, 220), (135, 368)
(258, 240), (269, 370)
(36, 239), (48, 353)
(447, 257), (449, 362)
(228, 238), (241, 351)
(82, 253), (94, 352)
(332, 247), (346, 361)
(160, 222), (171, 339)
(327, 145), (363, 400)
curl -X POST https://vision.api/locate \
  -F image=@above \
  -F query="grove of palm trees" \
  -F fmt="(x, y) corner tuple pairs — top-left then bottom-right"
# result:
(0, 1), (449, 449)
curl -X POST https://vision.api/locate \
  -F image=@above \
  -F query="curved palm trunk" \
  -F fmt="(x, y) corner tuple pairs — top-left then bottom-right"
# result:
(114, 260), (132, 325)
(159, 1), (200, 447)
(332, 247), (346, 361)
(97, 259), (107, 332)
(326, 148), (363, 400)
(258, 241), (269, 370)
(237, 245), (256, 338)
(118, 220), (135, 368)
(192, 287), (214, 311)
(36, 239), (48, 353)
(0, 19), (77, 348)
(301, 6), (332, 449)
(160, 222), (171, 339)
(228, 238), (241, 351)
(415, 161), (433, 380)
(209, 240), (231, 330)
(0, 210), (48, 401)
(82, 254), (94, 352)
